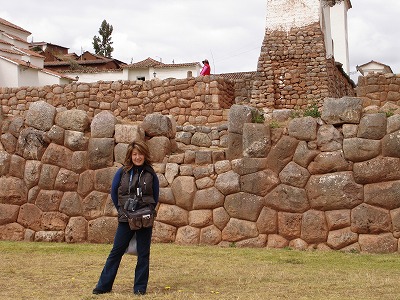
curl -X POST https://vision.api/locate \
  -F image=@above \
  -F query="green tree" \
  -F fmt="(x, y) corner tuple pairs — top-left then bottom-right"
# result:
(92, 20), (114, 58)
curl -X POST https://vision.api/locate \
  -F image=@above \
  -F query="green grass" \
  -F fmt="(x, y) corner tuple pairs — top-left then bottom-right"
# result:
(0, 241), (399, 299)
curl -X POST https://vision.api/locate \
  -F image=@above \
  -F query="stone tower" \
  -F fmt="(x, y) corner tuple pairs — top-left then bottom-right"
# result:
(251, 0), (354, 109)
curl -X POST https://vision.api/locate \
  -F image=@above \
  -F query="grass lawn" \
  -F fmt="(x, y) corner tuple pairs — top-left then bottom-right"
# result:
(0, 241), (399, 299)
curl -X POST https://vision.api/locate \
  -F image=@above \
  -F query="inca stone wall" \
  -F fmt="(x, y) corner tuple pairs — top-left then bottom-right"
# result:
(252, 0), (355, 108)
(2, 97), (400, 254)
(0, 77), (234, 126)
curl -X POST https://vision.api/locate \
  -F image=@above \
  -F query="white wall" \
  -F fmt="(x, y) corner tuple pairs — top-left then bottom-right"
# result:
(330, 2), (350, 74)
(0, 60), (19, 87)
(64, 70), (125, 83)
(18, 67), (39, 87)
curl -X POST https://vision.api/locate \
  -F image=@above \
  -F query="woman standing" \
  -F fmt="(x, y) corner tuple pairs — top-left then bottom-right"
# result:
(93, 140), (159, 296)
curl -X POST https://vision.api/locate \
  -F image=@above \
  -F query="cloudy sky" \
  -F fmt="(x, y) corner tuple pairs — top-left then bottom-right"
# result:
(1, 0), (399, 82)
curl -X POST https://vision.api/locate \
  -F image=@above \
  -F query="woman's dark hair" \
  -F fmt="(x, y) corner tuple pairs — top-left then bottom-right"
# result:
(123, 140), (152, 172)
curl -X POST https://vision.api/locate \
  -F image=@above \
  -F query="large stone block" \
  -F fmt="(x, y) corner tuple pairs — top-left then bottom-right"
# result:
(0, 177), (27, 205)
(175, 225), (200, 245)
(306, 172), (363, 210)
(357, 113), (387, 140)
(156, 204), (188, 227)
(325, 209), (350, 230)
(142, 114), (176, 138)
(231, 157), (268, 175)
(215, 170), (240, 195)
(152, 221), (177, 243)
(171, 176), (196, 210)
(25, 100), (56, 131)
(87, 217), (118, 243)
(265, 184), (309, 213)
(221, 218), (258, 242)
(200, 225), (222, 245)
(279, 162), (310, 188)
(266, 135), (299, 173)
(224, 192), (263, 222)
(278, 212), (302, 240)
(87, 138), (114, 170)
(343, 138), (381, 162)
(351, 204), (392, 234)
(358, 233), (398, 253)
(353, 157), (400, 184)
(0, 222), (25, 241)
(0, 203), (19, 225)
(321, 97), (363, 125)
(308, 150), (352, 174)
(316, 125), (343, 152)
(55, 168), (79, 192)
(41, 212), (68, 231)
(228, 104), (254, 134)
(59, 192), (83, 217)
(301, 210), (328, 244)
(41, 143), (73, 170)
(288, 116), (317, 141)
(382, 130), (400, 157)
(293, 141), (319, 168)
(114, 124), (145, 144)
(55, 109), (90, 132)
(17, 203), (42, 231)
(91, 111), (116, 138)
(193, 187), (224, 209)
(242, 123), (271, 158)
(65, 216), (88, 243)
(82, 191), (108, 220)
(364, 180), (400, 210)
(16, 128), (48, 160)
(35, 190), (63, 212)
(327, 227), (358, 250)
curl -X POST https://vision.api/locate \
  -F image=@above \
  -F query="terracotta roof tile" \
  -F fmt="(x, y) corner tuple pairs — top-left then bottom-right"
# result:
(13, 47), (45, 58)
(125, 57), (200, 69)
(2, 32), (29, 44)
(0, 18), (31, 34)
(0, 39), (13, 46)
(218, 71), (257, 80)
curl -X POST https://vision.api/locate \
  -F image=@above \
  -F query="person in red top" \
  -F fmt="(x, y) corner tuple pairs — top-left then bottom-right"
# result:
(200, 59), (211, 75)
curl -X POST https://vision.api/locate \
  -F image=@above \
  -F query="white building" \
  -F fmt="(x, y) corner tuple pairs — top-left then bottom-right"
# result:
(356, 60), (393, 76)
(0, 18), (75, 88)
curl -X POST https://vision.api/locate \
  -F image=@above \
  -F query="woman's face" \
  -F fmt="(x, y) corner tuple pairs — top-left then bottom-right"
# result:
(131, 148), (145, 166)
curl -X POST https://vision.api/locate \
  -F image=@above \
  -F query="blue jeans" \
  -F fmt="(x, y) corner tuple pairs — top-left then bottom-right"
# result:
(95, 222), (153, 293)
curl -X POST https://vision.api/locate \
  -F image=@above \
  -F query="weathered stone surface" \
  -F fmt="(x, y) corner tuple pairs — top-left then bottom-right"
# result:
(351, 204), (392, 234)
(321, 97), (363, 125)
(41, 211), (68, 230)
(46, 125), (64, 145)
(242, 123), (271, 157)
(236, 234), (267, 248)
(215, 171), (240, 195)
(7, 116), (24, 138)
(278, 212), (302, 239)
(192, 165), (214, 179)
(325, 209), (350, 230)
(195, 177), (214, 190)
(317, 125), (343, 152)
(64, 130), (88, 151)
(87, 138), (114, 170)
(231, 157), (268, 175)
(357, 113), (387, 140)
(147, 136), (171, 162)
(308, 150), (352, 174)
(1, 132), (17, 153)
(65, 216), (87, 243)
(91, 111), (116, 138)
(266, 234), (289, 248)
(213, 207), (230, 230)
(266, 135), (299, 173)
(0, 222), (25, 241)
(87, 217), (118, 243)
(35, 190), (63, 212)
(343, 138), (381, 162)
(0, 177), (27, 205)
(301, 210), (328, 244)
(200, 225), (222, 245)
(159, 187), (175, 205)
(353, 157), (400, 184)
(189, 210), (213, 227)
(228, 104), (254, 134)
(191, 132), (212, 147)
(94, 167), (118, 193)
(265, 184), (309, 213)
(38, 164), (59, 190)
(195, 151), (212, 165)
(171, 176), (196, 210)
(41, 143), (73, 170)
(152, 221), (177, 243)
(327, 227), (358, 250)
(0, 150), (10, 176)
(241, 169), (280, 196)
(16, 128), (48, 160)
(157, 204), (188, 227)
(358, 233), (398, 253)
(175, 225), (200, 245)
(390, 208), (400, 238)
(55, 168), (79, 191)
(59, 192), (83, 216)
(77, 170), (95, 197)
(342, 124), (358, 138)
(292, 141), (319, 168)
(9, 154), (25, 179)
(17, 203), (42, 231)
(114, 124), (145, 144)
(214, 160), (231, 174)
(114, 143), (128, 164)
(55, 109), (90, 132)
(364, 180), (400, 210)
(382, 130), (400, 157)
(165, 163), (179, 185)
(222, 218), (258, 242)
(35, 231), (64, 242)
(279, 162), (310, 188)
(306, 172), (363, 210)
(226, 133), (243, 160)
(288, 116), (317, 141)
(142, 114), (175, 138)
(224, 192), (263, 221)
(0, 204), (19, 225)
(24, 160), (42, 189)
(193, 187), (224, 209)
(387, 114), (400, 134)
(82, 191), (108, 220)
(25, 100), (56, 131)
(256, 207), (277, 234)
